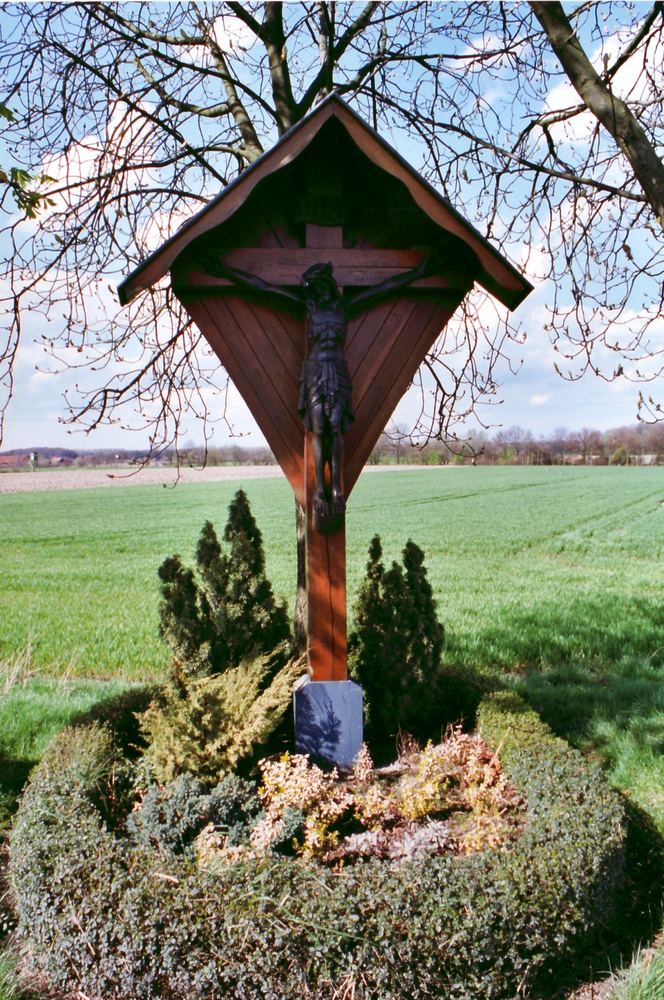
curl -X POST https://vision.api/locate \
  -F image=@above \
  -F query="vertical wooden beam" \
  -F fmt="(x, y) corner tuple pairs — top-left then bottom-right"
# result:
(303, 221), (347, 681)
(305, 223), (343, 249)
(305, 433), (347, 681)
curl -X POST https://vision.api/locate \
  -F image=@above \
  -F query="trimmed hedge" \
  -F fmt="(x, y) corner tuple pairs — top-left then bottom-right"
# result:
(9, 693), (625, 999)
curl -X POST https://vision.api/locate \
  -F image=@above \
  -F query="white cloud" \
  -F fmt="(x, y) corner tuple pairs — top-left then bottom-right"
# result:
(181, 14), (258, 66)
(542, 29), (658, 152)
(530, 393), (551, 406)
(136, 203), (201, 254)
(517, 243), (553, 284)
(212, 14), (257, 53)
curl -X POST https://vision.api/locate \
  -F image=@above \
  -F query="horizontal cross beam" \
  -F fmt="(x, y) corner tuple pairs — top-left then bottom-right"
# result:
(177, 247), (473, 291)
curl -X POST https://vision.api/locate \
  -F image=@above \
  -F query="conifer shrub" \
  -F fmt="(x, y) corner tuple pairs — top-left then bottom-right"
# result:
(349, 535), (445, 759)
(148, 493), (300, 787)
(127, 772), (260, 857)
(158, 490), (291, 680)
(10, 694), (625, 1000)
(139, 647), (306, 783)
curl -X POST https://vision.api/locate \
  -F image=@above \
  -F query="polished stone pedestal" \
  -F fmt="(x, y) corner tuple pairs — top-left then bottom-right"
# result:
(293, 677), (363, 770)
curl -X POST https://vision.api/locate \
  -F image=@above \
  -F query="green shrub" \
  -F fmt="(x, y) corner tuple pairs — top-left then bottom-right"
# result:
(127, 772), (259, 856)
(158, 555), (209, 677)
(159, 490), (291, 680)
(349, 535), (445, 759)
(139, 648), (306, 783)
(610, 443), (629, 466)
(10, 693), (625, 999)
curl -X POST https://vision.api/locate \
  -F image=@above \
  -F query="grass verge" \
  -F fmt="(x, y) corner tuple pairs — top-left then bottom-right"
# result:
(606, 942), (664, 1000)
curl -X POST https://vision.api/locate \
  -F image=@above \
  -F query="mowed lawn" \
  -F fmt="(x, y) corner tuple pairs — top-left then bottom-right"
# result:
(1, 464), (664, 828)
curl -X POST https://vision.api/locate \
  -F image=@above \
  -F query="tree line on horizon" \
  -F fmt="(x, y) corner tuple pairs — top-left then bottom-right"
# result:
(2, 422), (663, 470)
(371, 422), (664, 467)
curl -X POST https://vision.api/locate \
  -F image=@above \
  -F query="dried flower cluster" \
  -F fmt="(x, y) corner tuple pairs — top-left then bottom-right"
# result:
(197, 726), (526, 868)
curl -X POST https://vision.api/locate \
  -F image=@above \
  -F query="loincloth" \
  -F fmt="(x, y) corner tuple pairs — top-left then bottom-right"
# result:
(298, 357), (355, 433)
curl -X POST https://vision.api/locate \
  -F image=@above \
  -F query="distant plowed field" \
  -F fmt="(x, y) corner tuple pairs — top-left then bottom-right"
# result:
(0, 462), (433, 493)
(0, 464), (284, 493)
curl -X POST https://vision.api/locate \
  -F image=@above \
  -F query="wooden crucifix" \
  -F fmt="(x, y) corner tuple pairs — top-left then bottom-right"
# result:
(202, 223), (446, 684)
(118, 95), (532, 765)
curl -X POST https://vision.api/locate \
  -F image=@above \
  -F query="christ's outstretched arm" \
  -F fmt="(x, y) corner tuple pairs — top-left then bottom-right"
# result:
(345, 252), (449, 314)
(203, 257), (303, 306)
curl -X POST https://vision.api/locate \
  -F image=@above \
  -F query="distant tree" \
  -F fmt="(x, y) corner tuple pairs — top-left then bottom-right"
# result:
(382, 424), (411, 465)
(494, 425), (534, 465)
(368, 433), (392, 465)
(641, 421), (664, 461)
(575, 427), (604, 465)
(609, 442), (629, 466)
(547, 427), (569, 465)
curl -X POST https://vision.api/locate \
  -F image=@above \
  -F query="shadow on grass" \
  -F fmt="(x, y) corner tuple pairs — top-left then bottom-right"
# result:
(0, 684), (156, 831)
(514, 660), (664, 820)
(528, 799), (664, 1000)
(0, 758), (33, 834)
(447, 594), (664, 672)
(67, 684), (156, 757)
(509, 661), (664, 997)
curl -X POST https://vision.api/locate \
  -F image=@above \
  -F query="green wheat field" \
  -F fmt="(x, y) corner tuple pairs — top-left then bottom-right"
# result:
(1, 465), (663, 821)
(2, 465), (664, 677)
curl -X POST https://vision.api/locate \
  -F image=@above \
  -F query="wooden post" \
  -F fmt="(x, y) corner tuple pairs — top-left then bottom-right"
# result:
(302, 221), (348, 682)
(305, 434), (347, 681)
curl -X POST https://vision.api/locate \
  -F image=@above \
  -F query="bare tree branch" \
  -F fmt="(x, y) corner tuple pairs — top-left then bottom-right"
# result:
(0, 0), (662, 458)
(531, 0), (664, 225)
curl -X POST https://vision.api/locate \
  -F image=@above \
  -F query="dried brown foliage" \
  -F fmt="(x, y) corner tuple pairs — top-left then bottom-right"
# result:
(198, 724), (526, 868)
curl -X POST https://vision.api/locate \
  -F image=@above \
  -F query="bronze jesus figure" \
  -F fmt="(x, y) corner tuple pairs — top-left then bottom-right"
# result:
(298, 262), (354, 518)
(210, 253), (443, 524)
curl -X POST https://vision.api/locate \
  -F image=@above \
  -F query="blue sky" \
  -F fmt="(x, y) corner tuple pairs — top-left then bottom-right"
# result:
(0, 3), (656, 452)
(2, 276), (645, 452)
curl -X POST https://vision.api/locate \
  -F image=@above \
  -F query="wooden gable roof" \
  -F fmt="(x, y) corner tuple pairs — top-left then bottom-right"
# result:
(118, 94), (532, 310)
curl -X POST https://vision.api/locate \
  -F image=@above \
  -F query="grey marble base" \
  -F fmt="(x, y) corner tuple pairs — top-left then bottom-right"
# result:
(293, 677), (363, 770)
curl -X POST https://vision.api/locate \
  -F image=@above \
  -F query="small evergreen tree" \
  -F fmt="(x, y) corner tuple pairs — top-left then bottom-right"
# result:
(349, 535), (445, 760)
(349, 534), (385, 675)
(223, 488), (264, 574)
(402, 539), (445, 681)
(157, 556), (208, 679)
(195, 519), (231, 674)
(158, 489), (291, 678)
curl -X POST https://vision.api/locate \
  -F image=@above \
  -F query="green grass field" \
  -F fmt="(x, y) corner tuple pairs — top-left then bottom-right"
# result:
(2, 465), (664, 679)
(1, 465), (663, 997)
